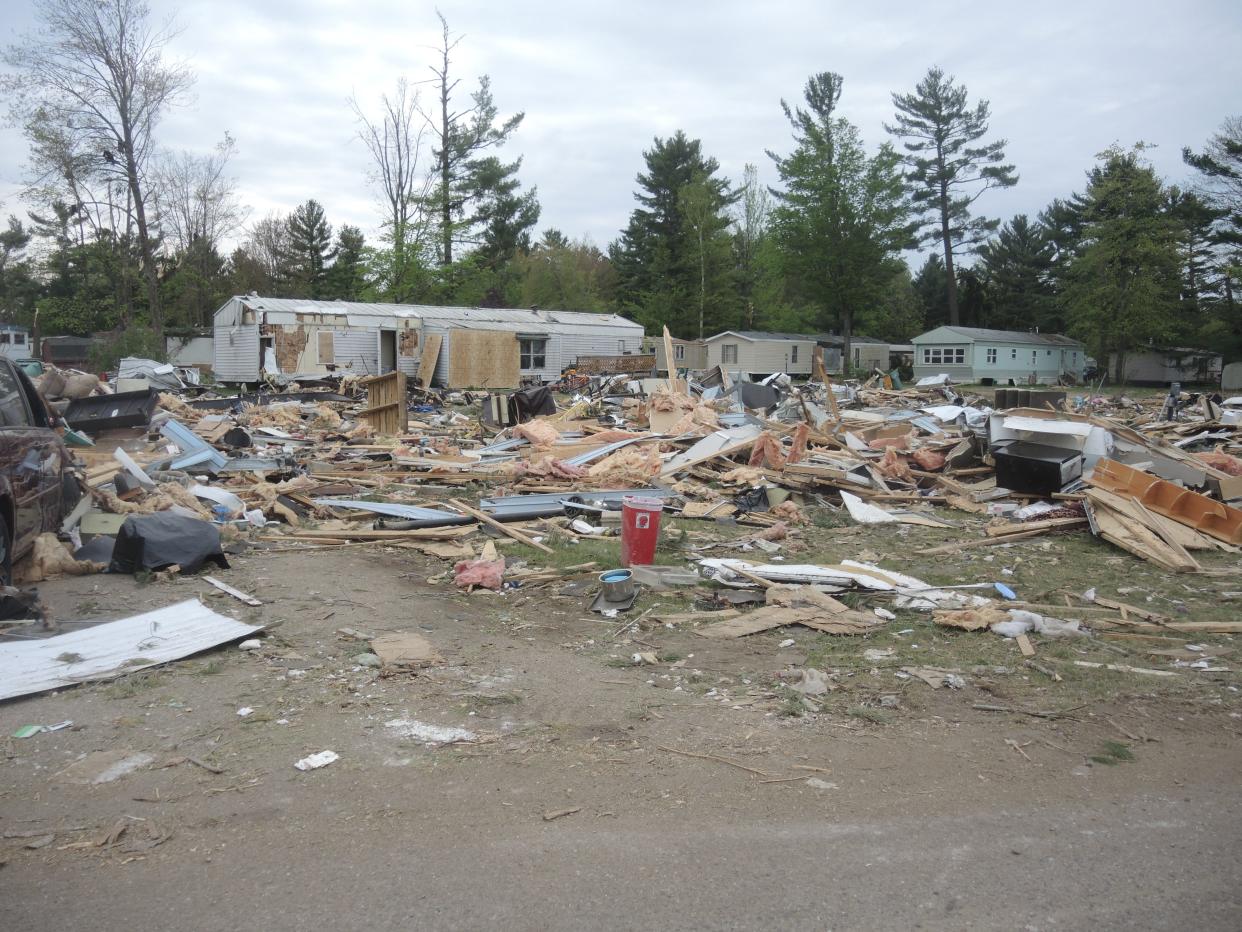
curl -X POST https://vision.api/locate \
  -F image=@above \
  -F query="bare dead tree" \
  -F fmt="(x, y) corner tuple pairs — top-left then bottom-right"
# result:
(3, 0), (193, 336)
(350, 79), (432, 300)
(156, 133), (246, 256)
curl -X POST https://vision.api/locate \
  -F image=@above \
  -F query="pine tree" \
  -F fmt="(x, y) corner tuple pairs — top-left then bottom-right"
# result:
(769, 73), (913, 372)
(887, 67), (1017, 325)
(286, 200), (336, 298)
(324, 225), (367, 300)
(423, 14), (539, 267)
(612, 131), (737, 336)
(1064, 146), (1181, 381)
(977, 215), (1058, 331)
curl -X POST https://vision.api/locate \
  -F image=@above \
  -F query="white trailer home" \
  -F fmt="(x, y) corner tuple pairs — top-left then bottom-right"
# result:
(211, 296), (645, 387)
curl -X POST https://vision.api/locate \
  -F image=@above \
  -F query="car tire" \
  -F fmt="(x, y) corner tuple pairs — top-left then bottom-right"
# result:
(0, 512), (11, 587)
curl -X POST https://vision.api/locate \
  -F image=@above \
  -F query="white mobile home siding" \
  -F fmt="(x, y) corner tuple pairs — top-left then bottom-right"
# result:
(330, 330), (381, 377)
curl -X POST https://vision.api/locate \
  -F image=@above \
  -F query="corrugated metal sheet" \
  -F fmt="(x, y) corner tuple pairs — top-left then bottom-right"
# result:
(224, 295), (641, 331)
(0, 599), (262, 701)
(330, 330), (380, 377)
(213, 320), (260, 382)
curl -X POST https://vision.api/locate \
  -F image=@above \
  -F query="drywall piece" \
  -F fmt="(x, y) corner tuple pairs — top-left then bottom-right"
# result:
(0, 599), (262, 701)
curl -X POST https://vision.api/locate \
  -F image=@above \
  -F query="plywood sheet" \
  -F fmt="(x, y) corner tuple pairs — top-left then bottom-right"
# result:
(446, 330), (519, 389)
(417, 333), (442, 389)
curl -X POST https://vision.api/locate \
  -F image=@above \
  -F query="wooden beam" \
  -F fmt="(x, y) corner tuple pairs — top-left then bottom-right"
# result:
(448, 498), (555, 555)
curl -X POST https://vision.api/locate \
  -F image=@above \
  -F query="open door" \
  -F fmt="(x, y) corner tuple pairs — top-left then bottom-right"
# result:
(379, 330), (397, 373)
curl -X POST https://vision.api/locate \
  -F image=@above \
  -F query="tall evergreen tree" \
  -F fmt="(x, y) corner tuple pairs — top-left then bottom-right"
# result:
(422, 13), (539, 267)
(1064, 146), (1181, 381)
(324, 225), (367, 300)
(768, 72), (913, 372)
(286, 200), (336, 298)
(977, 215), (1058, 331)
(913, 253), (950, 329)
(887, 67), (1017, 325)
(612, 131), (737, 336)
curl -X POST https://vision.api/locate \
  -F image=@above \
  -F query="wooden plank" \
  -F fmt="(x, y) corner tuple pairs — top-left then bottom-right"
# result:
(360, 371), (407, 436)
(447, 498), (555, 555)
(663, 326), (677, 384)
(417, 333), (442, 389)
(1016, 633), (1036, 657)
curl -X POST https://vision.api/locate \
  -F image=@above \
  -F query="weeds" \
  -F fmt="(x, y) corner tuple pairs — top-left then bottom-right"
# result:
(847, 705), (895, 725)
(1090, 740), (1135, 765)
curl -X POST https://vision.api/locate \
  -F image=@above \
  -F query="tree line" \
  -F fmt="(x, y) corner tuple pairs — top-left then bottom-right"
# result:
(1, 0), (1238, 377)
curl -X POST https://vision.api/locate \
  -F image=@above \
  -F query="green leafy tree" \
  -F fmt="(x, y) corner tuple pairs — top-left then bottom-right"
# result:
(887, 67), (1017, 325)
(612, 131), (737, 336)
(1064, 146), (1181, 381)
(0, 216), (39, 323)
(512, 230), (616, 311)
(285, 200), (336, 298)
(768, 72), (914, 372)
(977, 214), (1059, 331)
(858, 265), (923, 343)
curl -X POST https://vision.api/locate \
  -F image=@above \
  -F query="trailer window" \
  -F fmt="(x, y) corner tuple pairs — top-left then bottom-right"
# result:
(722, 344), (738, 365)
(520, 338), (547, 370)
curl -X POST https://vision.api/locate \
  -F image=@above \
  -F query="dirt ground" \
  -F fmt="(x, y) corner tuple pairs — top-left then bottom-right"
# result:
(2, 514), (1241, 929)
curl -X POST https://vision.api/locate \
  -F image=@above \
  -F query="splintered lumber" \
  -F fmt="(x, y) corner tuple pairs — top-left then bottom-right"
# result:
(447, 498), (554, 554)
(918, 527), (1063, 555)
(359, 371), (408, 436)
(1084, 487), (1201, 573)
(663, 325), (677, 384)
(985, 516), (1089, 538)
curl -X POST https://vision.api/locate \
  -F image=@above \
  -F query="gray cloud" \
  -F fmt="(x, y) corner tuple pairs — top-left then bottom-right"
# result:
(2, 0), (1239, 261)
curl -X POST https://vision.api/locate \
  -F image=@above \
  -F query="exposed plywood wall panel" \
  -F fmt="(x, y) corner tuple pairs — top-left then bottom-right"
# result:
(417, 333), (442, 389)
(447, 330), (520, 389)
(317, 331), (335, 365)
(399, 329), (419, 357)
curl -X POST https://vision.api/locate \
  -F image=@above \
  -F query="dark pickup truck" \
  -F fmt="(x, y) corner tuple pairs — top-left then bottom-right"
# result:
(0, 357), (78, 583)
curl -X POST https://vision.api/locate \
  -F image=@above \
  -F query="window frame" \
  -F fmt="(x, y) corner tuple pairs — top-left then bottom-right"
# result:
(986, 348), (997, 364)
(721, 343), (738, 365)
(791, 344), (799, 364)
(674, 344), (685, 361)
(519, 337), (548, 370)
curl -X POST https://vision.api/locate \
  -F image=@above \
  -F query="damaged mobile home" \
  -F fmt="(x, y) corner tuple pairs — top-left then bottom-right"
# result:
(212, 295), (646, 387)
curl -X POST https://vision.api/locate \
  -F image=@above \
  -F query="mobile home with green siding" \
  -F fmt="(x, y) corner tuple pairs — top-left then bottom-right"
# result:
(911, 326), (1085, 385)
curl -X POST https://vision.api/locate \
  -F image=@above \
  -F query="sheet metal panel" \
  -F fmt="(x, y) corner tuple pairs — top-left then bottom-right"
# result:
(0, 599), (262, 701)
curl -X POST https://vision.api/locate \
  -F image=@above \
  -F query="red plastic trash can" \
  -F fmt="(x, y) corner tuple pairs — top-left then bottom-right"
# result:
(620, 496), (663, 566)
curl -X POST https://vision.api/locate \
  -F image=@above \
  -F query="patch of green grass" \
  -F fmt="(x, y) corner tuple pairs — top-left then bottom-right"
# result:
(103, 671), (165, 699)
(847, 705), (895, 725)
(1090, 740), (1135, 765)
(194, 659), (226, 676)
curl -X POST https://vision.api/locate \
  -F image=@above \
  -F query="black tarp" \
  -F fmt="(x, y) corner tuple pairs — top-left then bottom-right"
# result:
(108, 513), (229, 574)
(508, 386), (556, 424)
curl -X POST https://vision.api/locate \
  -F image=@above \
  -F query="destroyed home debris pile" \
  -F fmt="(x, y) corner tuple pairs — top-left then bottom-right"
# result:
(3, 339), (1242, 703)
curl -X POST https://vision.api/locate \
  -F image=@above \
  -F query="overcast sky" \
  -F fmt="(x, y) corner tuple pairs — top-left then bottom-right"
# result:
(2, 0), (1240, 263)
